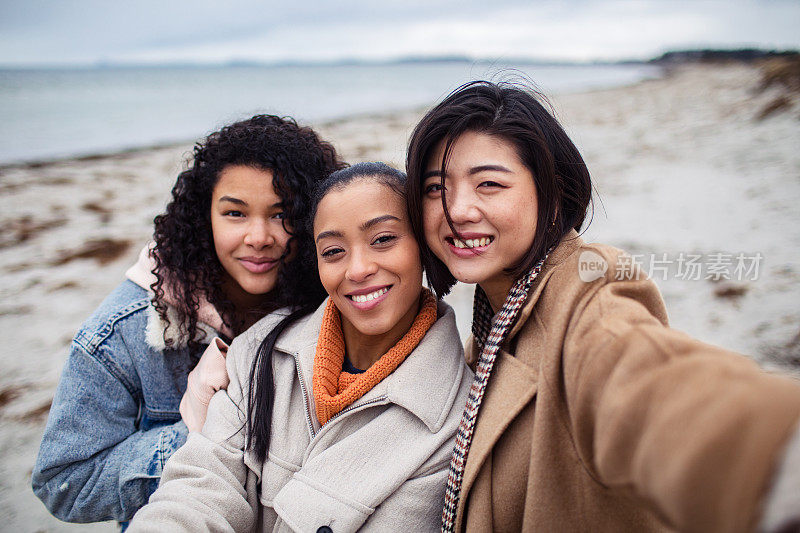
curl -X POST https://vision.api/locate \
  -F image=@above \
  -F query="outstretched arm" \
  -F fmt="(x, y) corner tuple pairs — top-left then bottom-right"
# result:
(561, 275), (800, 532)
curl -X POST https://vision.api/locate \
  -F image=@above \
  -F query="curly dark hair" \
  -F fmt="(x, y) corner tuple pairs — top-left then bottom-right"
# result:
(151, 114), (345, 349)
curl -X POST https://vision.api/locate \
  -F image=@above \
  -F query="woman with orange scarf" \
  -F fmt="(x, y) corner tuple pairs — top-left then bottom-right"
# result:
(129, 162), (472, 532)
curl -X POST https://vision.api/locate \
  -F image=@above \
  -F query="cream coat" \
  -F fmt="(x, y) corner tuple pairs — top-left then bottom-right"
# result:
(457, 231), (800, 533)
(129, 298), (472, 532)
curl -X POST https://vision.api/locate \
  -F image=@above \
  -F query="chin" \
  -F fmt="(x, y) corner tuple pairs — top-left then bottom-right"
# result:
(241, 283), (275, 297)
(349, 317), (393, 337)
(448, 266), (489, 285)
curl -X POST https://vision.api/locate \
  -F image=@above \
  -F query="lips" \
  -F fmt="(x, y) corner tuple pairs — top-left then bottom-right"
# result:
(238, 256), (279, 274)
(345, 285), (392, 311)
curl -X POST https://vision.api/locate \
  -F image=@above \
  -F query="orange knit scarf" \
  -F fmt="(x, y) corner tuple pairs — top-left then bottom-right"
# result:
(313, 289), (437, 426)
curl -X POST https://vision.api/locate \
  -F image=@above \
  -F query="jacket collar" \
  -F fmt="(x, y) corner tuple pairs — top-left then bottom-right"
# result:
(126, 243), (232, 342)
(506, 229), (584, 340)
(274, 297), (468, 433)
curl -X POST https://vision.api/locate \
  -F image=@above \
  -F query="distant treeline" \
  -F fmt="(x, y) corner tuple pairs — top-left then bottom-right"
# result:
(651, 48), (799, 64)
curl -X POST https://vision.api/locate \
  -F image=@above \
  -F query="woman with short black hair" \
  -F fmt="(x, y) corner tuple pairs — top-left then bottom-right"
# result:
(406, 81), (800, 532)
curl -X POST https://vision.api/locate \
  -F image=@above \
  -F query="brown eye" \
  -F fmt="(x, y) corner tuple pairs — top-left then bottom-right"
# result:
(372, 234), (396, 246)
(424, 183), (444, 194)
(321, 247), (344, 258)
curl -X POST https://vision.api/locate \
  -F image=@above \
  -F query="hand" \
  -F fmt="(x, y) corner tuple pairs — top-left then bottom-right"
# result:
(180, 337), (230, 433)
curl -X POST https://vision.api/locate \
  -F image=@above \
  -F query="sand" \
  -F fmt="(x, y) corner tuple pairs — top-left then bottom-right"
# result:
(1, 62), (798, 531)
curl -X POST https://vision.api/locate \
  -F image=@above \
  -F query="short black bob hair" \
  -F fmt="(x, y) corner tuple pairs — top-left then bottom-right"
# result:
(406, 80), (592, 297)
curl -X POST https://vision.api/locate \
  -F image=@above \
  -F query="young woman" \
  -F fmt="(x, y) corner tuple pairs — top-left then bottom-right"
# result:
(406, 81), (800, 532)
(127, 162), (473, 532)
(32, 115), (343, 524)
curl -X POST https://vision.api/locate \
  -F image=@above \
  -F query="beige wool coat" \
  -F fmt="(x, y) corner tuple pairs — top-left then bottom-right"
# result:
(129, 298), (472, 532)
(456, 231), (800, 532)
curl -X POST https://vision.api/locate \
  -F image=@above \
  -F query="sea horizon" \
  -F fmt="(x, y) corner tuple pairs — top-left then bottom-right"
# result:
(0, 60), (662, 165)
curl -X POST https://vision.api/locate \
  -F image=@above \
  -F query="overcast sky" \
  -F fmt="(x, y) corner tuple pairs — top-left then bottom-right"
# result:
(1, 0), (798, 67)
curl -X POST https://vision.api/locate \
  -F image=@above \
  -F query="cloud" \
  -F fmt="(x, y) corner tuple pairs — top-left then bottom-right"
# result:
(1, 0), (798, 66)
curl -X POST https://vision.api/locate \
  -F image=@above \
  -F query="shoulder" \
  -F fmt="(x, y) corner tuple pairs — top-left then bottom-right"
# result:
(504, 236), (669, 366)
(387, 298), (472, 434)
(225, 306), (317, 378)
(537, 237), (669, 327)
(545, 238), (649, 296)
(73, 280), (152, 355)
(414, 299), (470, 379)
(74, 279), (216, 358)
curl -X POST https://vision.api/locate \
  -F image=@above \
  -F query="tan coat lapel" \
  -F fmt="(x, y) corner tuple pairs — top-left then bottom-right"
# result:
(457, 231), (584, 520)
(458, 350), (537, 520)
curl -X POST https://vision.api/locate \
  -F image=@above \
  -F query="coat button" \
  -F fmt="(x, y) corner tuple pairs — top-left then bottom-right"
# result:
(316, 527), (333, 533)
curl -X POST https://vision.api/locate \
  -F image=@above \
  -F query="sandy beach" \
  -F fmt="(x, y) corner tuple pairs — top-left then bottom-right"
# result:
(1, 62), (799, 531)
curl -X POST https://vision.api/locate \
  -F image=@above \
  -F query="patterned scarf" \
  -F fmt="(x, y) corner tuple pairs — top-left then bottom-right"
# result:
(441, 253), (549, 532)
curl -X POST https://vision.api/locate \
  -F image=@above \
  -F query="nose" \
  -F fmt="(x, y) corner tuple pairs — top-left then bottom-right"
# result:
(446, 183), (481, 224)
(243, 219), (276, 249)
(346, 247), (378, 283)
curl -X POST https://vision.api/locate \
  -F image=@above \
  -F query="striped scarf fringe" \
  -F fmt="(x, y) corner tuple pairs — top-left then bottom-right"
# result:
(441, 253), (549, 532)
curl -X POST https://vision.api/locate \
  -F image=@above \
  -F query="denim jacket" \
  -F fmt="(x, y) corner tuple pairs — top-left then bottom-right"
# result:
(32, 279), (217, 523)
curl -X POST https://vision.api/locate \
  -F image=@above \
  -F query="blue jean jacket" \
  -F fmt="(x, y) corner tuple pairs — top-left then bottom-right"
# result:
(32, 280), (210, 523)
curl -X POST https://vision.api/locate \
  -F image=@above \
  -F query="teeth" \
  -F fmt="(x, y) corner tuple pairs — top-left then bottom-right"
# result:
(452, 237), (492, 249)
(351, 287), (389, 303)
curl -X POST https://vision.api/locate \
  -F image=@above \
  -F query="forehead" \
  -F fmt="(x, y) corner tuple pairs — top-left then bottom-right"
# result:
(213, 165), (279, 198)
(314, 179), (406, 230)
(427, 131), (523, 170)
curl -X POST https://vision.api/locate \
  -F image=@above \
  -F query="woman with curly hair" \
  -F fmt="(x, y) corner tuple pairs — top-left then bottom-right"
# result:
(32, 114), (344, 526)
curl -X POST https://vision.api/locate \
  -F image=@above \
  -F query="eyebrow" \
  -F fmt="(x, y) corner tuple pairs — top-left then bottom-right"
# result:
(315, 229), (343, 243)
(422, 164), (512, 180)
(361, 214), (400, 231)
(218, 196), (283, 208)
(315, 214), (401, 243)
(219, 195), (246, 206)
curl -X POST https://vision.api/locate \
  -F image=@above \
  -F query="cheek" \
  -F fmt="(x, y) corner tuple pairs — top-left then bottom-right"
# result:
(399, 243), (424, 284)
(211, 217), (236, 257)
(422, 202), (442, 245)
(407, 251), (423, 280)
(274, 222), (292, 247)
(316, 263), (338, 296)
(504, 196), (538, 243)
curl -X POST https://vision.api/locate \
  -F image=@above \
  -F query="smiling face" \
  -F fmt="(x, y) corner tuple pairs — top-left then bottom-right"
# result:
(210, 164), (291, 309)
(422, 130), (539, 310)
(314, 179), (423, 342)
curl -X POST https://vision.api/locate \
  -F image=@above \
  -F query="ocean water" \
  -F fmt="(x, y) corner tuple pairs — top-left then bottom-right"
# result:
(0, 61), (660, 164)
